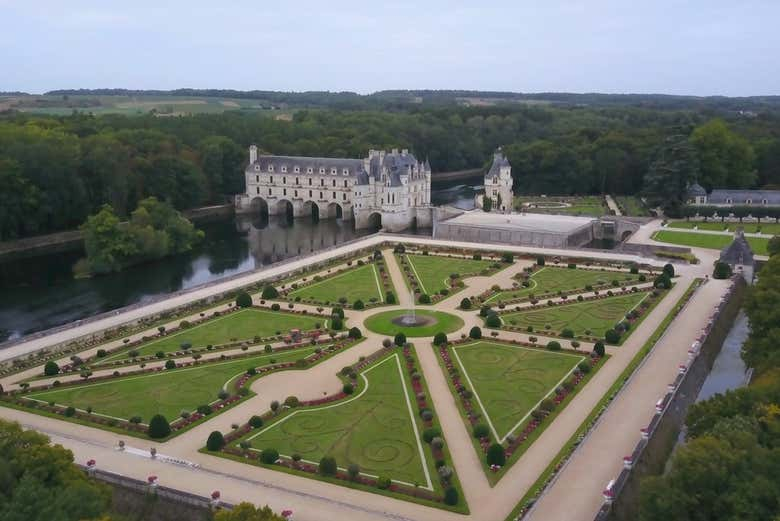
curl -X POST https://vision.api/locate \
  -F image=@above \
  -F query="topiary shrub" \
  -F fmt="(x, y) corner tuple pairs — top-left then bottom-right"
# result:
(348, 327), (362, 339)
(330, 316), (344, 330)
(486, 443), (506, 466)
(342, 383), (354, 395)
(394, 332), (407, 346)
(663, 263), (675, 278)
(249, 415), (264, 428)
(460, 298), (472, 310)
(319, 456), (338, 476)
(148, 414), (171, 439)
(352, 299), (365, 310)
(713, 261), (732, 279)
(593, 341), (606, 357)
(469, 326), (482, 339)
(377, 476), (391, 489)
(546, 340), (562, 351)
(423, 426), (442, 443)
(485, 314), (502, 328)
(433, 332), (448, 346)
(261, 285), (279, 299)
(561, 328), (574, 338)
(578, 361), (592, 373)
(165, 360), (176, 370)
(270, 303), (281, 311)
(418, 293), (432, 304)
(605, 329), (621, 344)
(385, 291), (396, 304)
(473, 423), (490, 438)
(284, 396), (300, 408)
(260, 448), (279, 464)
(502, 252), (514, 263)
(235, 291), (252, 308)
(444, 486), (459, 505)
(44, 361), (59, 376)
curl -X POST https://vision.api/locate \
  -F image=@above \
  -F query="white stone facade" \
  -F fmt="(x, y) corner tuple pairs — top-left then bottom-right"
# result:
(482, 149), (514, 212)
(235, 146), (433, 232)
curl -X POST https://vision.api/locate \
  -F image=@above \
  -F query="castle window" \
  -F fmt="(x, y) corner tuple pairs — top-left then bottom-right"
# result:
(331, 168), (337, 175)
(332, 179), (336, 187)
(343, 169), (349, 175)
(309, 190), (312, 197)
(332, 192), (336, 199)
(256, 187), (259, 194)
(295, 177), (299, 185)
(726, 198), (733, 204)
(270, 176), (274, 183)
(343, 193), (347, 201)
(254, 165), (259, 171)
(255, 175), (259, 183)
(763, 199), (769, 204)
(319, 168), (325, 174)
(268, 165), (274, 172)
(294, 190), (298, 197)
(746, 199), (752, 204)
(308, 178), (312, 186)
(307, 167), (313, 174)
(283, 177), (286, 184)
(344, 180), (348, 187)
(283, 188), (287, 196)
(319, 191), (323, 199)
(281, 166), (287, 173)
(294, 166), (300, 173)
(320, 179), (324, 186)
(268, 188), (272, 195)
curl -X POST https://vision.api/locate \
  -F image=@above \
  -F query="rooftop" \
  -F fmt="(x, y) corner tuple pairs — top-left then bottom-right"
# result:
(444, 211), (595, 234)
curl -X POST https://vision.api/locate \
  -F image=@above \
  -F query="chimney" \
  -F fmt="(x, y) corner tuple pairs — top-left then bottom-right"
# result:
(401, 148), (408, 156)
(391, 148), (398, 155)
(249, 144), (258, 164)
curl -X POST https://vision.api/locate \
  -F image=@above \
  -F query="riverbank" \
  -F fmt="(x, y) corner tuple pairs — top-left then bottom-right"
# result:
(0, 204), (233, 261)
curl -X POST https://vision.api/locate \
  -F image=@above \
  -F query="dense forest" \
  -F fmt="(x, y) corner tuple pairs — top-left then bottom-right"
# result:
(639, 253), (780, 521)
(1, 99), (779, 240)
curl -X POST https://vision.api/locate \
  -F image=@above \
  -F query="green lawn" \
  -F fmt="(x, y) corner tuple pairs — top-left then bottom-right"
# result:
(363, 310), (464, 337)
(288, 263), (385, 305)
(29, 347), (318, 422)
(614, 196), (650, 217)
(244, 353), (432, 487)
(102, 308), (326, 362)
(452, 342), (584, 440)
(403, 254), (495, 296)
(499, 292), (648, 337)
(667, 221), (780, 235)
(653, 230), (769, 255)
(485, 267), (639, 303)
(514, 196), (607, 216)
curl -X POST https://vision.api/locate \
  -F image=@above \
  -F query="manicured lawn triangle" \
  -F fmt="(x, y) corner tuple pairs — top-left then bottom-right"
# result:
(29, 347), (318, 422)
(405, 254), (494, 295)
(246, 353), (431, 487)
(500, 291), (648, 337)
(486, 266), (639, 303)
(103, 308), (324, 361)
(288, 263), (385, 304)
(453, 342), (584, 440)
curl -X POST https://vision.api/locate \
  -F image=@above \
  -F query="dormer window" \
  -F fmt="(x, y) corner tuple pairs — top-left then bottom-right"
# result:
(254, 165), (260, 171)
(343, 169), (349, 175)
(307, 167), (313, 174)
(763, 199), (769, 204)
(331, 168), (337, 175)
(294, 166), (300, 173)
(281, 166), (287, 173)
(746, 199), (752, 204)
(726, 198), (733, 204)
(268, 165), (274, 172)
(319, 168), (325, 174)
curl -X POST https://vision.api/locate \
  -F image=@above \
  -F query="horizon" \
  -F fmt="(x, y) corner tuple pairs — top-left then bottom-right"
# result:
(2, 1), (779, 97)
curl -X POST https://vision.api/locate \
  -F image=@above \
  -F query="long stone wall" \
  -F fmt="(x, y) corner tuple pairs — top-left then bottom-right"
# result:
(595, 276), (746, 521)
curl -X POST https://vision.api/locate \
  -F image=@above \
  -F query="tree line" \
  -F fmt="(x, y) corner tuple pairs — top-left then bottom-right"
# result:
(0, 103), (778, 239)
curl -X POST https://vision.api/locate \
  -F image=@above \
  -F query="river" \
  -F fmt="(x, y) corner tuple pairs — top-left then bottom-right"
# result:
(0, 177), (483, 342)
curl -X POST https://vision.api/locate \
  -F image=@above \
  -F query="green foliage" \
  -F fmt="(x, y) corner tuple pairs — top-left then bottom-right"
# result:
(214, 502), (286, 521)
(147, 414), (171, 438)
(469, 326), (482, 339)
(482, 195), (493, 212)
(546, 341), (562, 351)
(352, 299), (365, 310)
(260, 448), (279, 464)
(663, 263), (675, 278)
(206, 430), (226, 451)
(460, 297), (472, 310)
(385, 291), (396, 304)
(605, 329), (621, 343)
(79, 198), (202, 275)
(261, 285), (279, 299)
(713, 261), (733, 279)
(319, 456), (338, 476)
(0, 419), (111, 520)
(43, 361), (60, 376)
(394, 332), (407, 346)
(593, 341), (606, 357)
(422, 426), (441, 443)
(418, 293), (432, 304)
(743, 256), (780, 372)
(249, 415), (264, 428)
(643, 134), (699, 216)
(768, 235), (780, 257)
(433, 332), (448, 346)
(485, 314), (502, 328)
(235, 291), (253, 308)
(690, 119), (756, 190)
(348, 326), (362, 339)
(444, 486), (460, 506)
(473, 423), (490, 438)
(486, 443), (506, 466)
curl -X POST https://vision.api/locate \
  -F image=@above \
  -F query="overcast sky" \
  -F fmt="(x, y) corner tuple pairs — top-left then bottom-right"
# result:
(1, 0), (778, 96)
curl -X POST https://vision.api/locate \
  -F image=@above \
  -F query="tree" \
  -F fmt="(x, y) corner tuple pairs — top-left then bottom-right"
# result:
(385, 291), (396, 304)
(0, 159), (40, 240)
(546, 341), (562, 351)
(433, 332), (448, 346)
(214, 502), (286, 521)
(148, 414), (171, 439)
(444, 486), (459, 506)
(485, 314), (502, 328)
(486, 443), (506, 466)
(713, 261), (732, 279)
(0, 419), (111, 521)
(482, 195), (493, 212)
(691, 119), (756, 190)
(663, 263), (675, 278)
(460, 298), (472, 310)
(469, 326), (482, 339)
(768, 235), (780, 257)
(605, 329), (621, 343)
(260, 448), (279, 464)
(348, 327), (362, 339)
(206, 430), (226, 451)
(80, 204), (137, 274)
(235, 291), (253, 308)
(593, 341), (606, 357)
(44, 361), (60, 376)
(743, 255), (780, 371)
(643, 134), (700, 217)
(473, 423), (490, 438)
(249, 415), (264, 428)
(394, 332), (407, 346)
(352, 299), (365, 310)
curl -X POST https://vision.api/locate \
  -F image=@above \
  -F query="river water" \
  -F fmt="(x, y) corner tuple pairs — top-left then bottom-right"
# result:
(695, 310), (750, 401)
(0, 177), (483, 342)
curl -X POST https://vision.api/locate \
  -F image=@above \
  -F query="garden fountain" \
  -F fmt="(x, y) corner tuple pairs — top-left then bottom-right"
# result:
(392, 290), (435, 327)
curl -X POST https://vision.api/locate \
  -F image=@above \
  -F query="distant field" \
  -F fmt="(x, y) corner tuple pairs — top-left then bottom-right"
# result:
(7, 94), (285, 116)
(653, 230), (769, 255)
(514, 196), (607, 217)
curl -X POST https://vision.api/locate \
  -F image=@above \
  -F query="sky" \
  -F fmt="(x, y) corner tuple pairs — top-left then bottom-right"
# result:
(1, 0), (778, 97)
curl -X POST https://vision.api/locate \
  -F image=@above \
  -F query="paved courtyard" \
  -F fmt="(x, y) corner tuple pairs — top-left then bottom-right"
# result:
(0, 223), (731, 521)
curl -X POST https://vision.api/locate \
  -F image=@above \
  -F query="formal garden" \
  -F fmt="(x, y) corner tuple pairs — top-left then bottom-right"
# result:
(210, 344), (467, 512)
(482, 264), (644, 304)
(435, 338), (606, 483)
(363, 309), (464, 337)
(513, 195), (607, 216)
(395, 247), (508, 303)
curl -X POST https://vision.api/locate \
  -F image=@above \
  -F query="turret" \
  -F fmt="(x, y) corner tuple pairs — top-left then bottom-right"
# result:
(249, 144), (258, 164)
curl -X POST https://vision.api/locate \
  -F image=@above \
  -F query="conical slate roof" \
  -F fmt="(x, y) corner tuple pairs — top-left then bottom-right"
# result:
(687, 183), (707, 197)
(720, 231), (754, 266)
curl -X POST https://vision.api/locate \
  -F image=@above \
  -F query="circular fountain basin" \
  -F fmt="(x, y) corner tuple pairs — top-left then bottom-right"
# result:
(364, 309), (464, 337)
